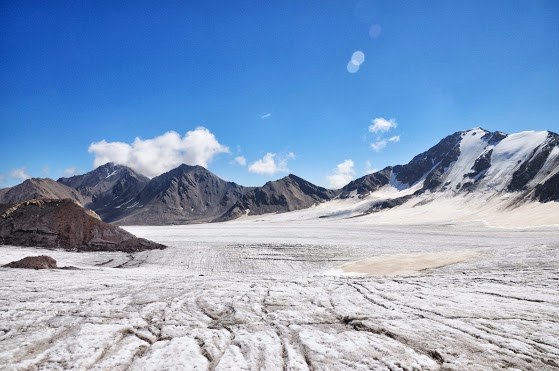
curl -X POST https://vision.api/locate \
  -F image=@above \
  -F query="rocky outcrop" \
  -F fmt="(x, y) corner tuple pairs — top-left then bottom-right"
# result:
(0, 178), (85, 205)
(0, 199), (166, 252)
(507, 132), (559, 193)
(3, 255), (58, 269)
(533, 172), (559, 202)
(339, 167), (392, 198)
(2, 255), (79, 270)
(392, 132), (464, 188)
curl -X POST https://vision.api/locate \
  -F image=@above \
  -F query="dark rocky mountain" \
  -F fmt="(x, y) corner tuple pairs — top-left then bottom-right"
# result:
(217, 174), (337, 221)
(111, 164), (250, 225)
(0, 164), (340, 225)
(0, 199), (166, 252)
(111, 167), (338, 224)
(340, 128), (559, 212)
(0, 178), (85, 205)
(58, 162), (149, 221)
(339, 167), (393, 198)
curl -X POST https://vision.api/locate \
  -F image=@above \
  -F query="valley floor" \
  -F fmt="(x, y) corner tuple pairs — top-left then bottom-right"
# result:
(1, 218), (558, 370)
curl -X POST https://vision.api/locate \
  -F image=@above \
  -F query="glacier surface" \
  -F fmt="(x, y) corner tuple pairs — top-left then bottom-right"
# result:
(1, 217), (558, 370)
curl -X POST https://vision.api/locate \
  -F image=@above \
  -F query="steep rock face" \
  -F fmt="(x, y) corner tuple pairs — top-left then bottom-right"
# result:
(113, 165), (249, 225)
(392, 131), (464, 187)
(0, 199), (166, 252)
(339, 168), (392, 198)
(534, 172), (559, 202)
(0, 178), (85, 205)
(218, 174), (337, 221)
(58, 163), (149, 222)
(507, 132), (559, 192)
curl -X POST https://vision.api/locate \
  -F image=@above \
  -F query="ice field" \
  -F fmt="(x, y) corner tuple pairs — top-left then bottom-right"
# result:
(1, 215), (558, 370)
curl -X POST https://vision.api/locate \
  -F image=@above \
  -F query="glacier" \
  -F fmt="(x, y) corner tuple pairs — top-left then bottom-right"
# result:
(1, 214), (558, 370)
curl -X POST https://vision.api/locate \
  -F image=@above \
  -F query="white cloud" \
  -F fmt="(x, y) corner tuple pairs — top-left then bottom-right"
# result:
(327, 159), (355, 189)
(388, 135), (400, 142)
(260, 113), (271, 119)
(0, 174), (6, 185)
(365, 160), (377, 174)
(88, 127), (229, 178)
(42, 165), (50, 176)
(234, 156), (247, 166)
(371, 140), (387, 152)
(369, 118), (397, 133)
(64, 167), (78, 176)
(248, 152), (294, 175)
(10, 167), (30, 181)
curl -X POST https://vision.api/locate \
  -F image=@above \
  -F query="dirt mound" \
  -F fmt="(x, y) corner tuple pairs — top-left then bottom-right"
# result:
(0, 199), (166, 252)
(3, 255), (58, 269)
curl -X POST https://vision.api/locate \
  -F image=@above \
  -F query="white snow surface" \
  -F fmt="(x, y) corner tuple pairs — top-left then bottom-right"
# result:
(482, 130), (549, 192)
(443, 128), (492, 191)
(1, 212), (559, 370)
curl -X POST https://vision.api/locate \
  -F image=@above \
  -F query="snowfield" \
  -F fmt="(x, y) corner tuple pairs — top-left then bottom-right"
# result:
(1, 215), (559, 370)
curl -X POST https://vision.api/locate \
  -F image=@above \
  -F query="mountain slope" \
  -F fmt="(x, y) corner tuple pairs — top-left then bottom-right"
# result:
(217, 174), (337, 221)
(112, 164), (249, 225)
(339, 128), (559, 214)
(0, 178), (85, 205)
(58, 162), (149, 221)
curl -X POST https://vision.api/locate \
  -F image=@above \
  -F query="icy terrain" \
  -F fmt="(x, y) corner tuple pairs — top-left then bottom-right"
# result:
(1, 217), (558, 370)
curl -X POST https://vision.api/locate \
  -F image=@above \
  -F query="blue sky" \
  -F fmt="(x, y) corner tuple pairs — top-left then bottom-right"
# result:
(1, 0), (558, 188)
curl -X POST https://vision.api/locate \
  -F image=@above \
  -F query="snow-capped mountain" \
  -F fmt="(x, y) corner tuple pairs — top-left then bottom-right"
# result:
(341, 128), (559, 207)
(1, 128), (557, 225)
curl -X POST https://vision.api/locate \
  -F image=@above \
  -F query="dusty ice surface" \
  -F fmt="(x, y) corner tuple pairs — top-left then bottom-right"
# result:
(1, 218), (558, 370)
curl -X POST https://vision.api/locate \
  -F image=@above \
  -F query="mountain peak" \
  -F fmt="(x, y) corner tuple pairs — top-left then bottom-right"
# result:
(464, 127), (489, 133)
(174, 164), (206, 173)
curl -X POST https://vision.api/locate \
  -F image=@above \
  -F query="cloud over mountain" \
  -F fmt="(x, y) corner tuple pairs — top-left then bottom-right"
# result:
(327, 159), (355, 188)
(248, 152), (295, 175)
(88, 127), (229, 178)
(368, 118), (400, 152)
(10, 167), (30, 181)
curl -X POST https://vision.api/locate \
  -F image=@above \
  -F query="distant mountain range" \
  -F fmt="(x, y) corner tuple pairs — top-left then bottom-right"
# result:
(1, 128), (557, 225)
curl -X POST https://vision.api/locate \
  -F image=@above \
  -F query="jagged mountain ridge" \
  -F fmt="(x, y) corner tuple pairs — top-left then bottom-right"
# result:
(217, 174), (337, 221)
(111, 164), (251, 225)
(58, 162), (149, 221)
(102, 166), (338, 225)
(1, 128), (557, 224)
(340, 128), (559, 211)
